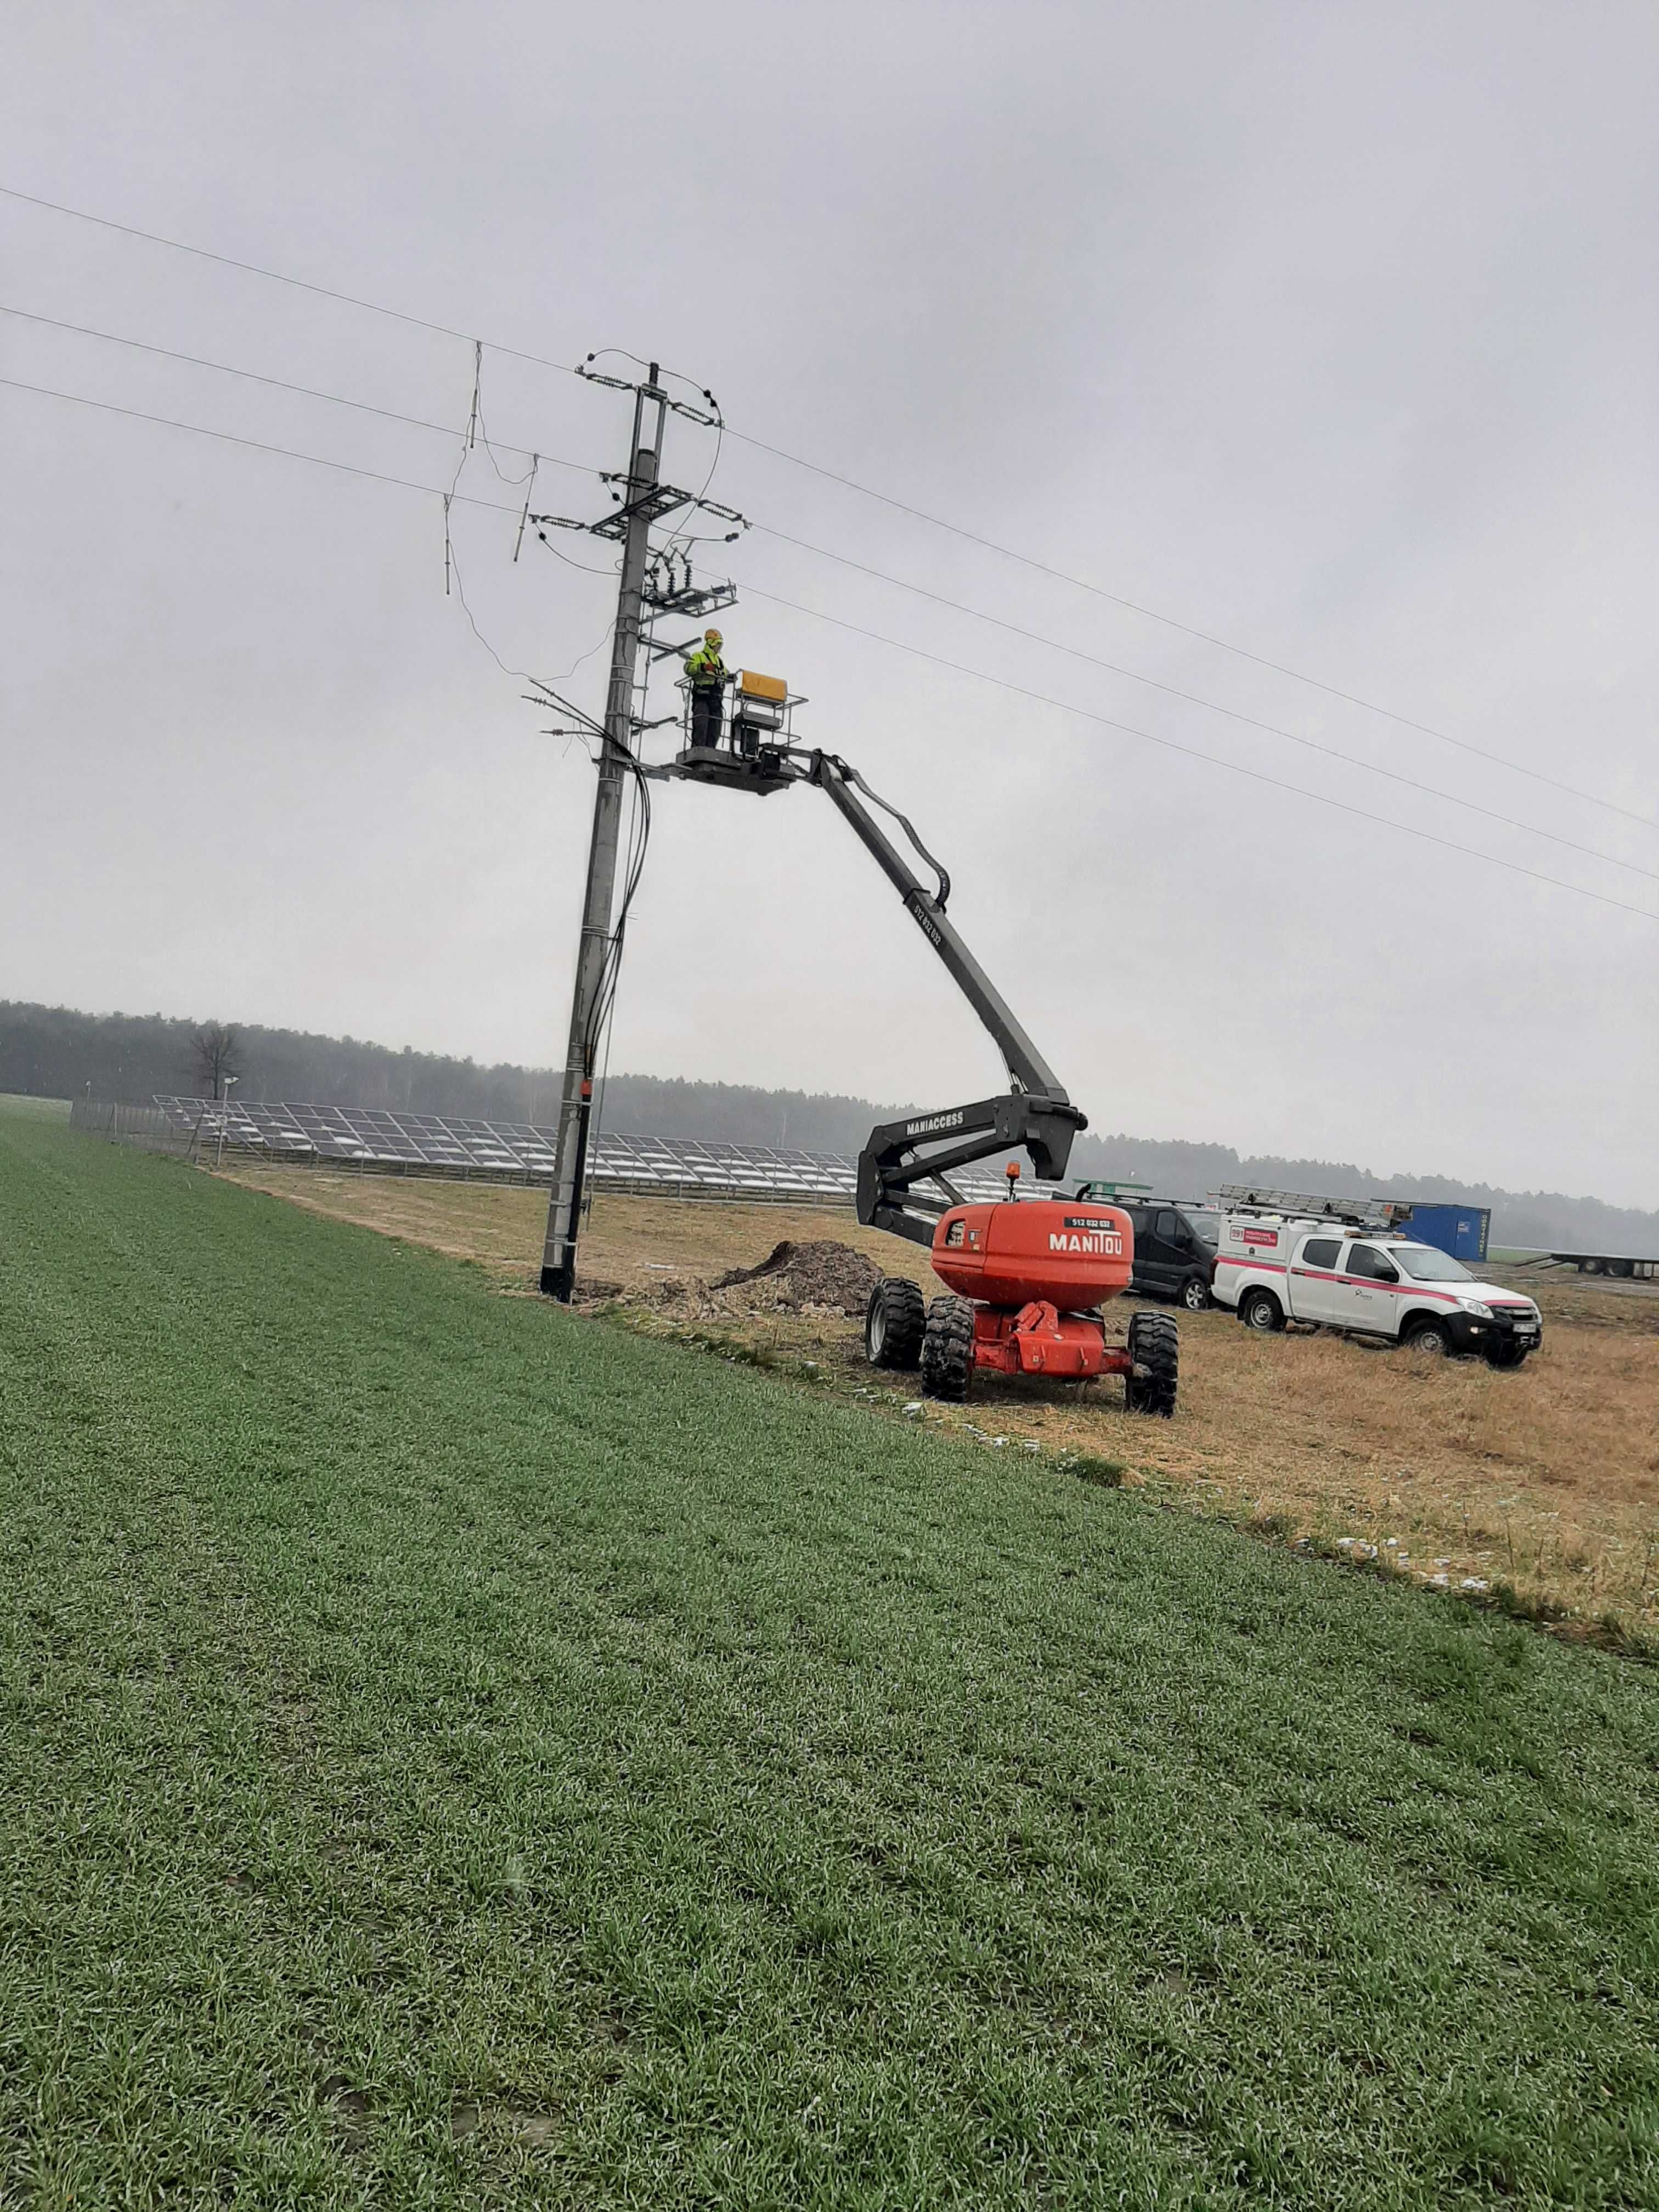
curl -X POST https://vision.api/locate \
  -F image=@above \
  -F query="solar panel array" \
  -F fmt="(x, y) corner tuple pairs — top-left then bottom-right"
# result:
(153, 1097), (1013, 1204)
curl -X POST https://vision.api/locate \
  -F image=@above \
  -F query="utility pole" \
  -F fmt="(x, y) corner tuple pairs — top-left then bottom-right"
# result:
(538, 368), (670, 1299)
(529, 358), (741, 1300)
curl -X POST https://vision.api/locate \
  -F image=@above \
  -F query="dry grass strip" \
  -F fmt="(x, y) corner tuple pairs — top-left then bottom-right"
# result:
(219, 1164), (1659, 1640)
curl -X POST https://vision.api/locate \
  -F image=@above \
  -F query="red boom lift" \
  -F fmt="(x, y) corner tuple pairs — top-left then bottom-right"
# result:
(667, 692), (1178, 1414)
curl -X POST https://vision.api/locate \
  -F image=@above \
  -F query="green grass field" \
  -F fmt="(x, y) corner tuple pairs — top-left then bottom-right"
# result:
(3, 1115), (1657, 2209)
(0, 1093), (70, 1121)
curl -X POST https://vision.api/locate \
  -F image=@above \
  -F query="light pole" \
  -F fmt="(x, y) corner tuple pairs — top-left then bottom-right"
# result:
(216, 1075), (238, 1169)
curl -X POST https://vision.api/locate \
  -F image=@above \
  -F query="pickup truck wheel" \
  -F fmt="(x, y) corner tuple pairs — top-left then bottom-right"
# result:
(1126, 1310), (1179, 1417)
(865, 1277), (925, 1370)
(919, 1295), (974, 1401)
(1240, 1289), (1284, 1333)
(1403, 1318), (1451, 1356)
(1181, 1274), (1211, 1313)
(1485, 1340), (1530, 1370)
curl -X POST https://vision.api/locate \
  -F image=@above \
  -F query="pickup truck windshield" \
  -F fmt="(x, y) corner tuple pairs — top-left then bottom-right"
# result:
(1393, 1244), (1473, 1283)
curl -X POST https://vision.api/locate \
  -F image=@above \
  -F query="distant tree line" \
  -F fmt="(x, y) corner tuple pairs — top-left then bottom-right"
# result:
(5, 998), (1655, 1256)
(0, 1002), (907, 1152)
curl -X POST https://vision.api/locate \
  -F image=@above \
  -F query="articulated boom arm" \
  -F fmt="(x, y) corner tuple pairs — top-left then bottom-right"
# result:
(805, 752), (1087, 1249)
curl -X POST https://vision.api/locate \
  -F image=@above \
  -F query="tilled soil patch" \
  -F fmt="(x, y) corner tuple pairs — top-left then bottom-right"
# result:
(709, 1239), (884, 1314)
(571, 1238), (884, 1324)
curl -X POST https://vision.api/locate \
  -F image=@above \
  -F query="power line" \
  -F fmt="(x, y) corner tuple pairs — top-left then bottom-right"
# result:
(9, 177), (1647, 837)
(0, 182), (575, 377)
(6, 263), (1654, 929)
(728, 428), (1658, 837)
(10, 356), (1656, 924)
(0, 302), (596, 478)
(750, 521), (1659, 886)
(444, 528), (535, 683)
(7, 362), (1653, 924)
(0, 371), (528, 515)
(5, 373), (619, 674)
(2, 369), (617, 580)
(737, 581), (1659, 928)
(44, 289), (1626, 893)
(447, 526), (613, 686)
(532, 529), (619, 579)
(12, 278), (1630, 881)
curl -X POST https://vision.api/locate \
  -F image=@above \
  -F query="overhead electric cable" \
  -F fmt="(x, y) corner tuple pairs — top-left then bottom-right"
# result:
(751, 522), (1659, 887)
(2, 368), (613, 577)
(534, 534), (618, 579)
(729, 432), (1658, 836)
(5, 179), (1647, 833)
(4, 374), (615, 684)
(0, 183), (576, 376)
(8, 364), (1650, 924)
(444, 528), (536, 683)
(0, 302), (595, 476)
(737, 582), (1659, 928)
(0, 371), (532, 513)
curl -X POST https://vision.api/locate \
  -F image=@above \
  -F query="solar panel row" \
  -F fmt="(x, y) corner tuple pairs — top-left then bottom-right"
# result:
(153, 1098), (1013, 1204)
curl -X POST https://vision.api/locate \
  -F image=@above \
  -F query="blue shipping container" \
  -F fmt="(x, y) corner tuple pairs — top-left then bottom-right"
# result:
(1401, 1202), (1491, 1263)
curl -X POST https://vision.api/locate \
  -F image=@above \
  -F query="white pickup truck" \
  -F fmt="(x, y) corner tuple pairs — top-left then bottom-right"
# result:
(1212, 1215), (1543, 1367)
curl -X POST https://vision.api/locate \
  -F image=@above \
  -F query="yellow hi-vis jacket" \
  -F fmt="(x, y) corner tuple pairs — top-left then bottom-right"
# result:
(685, 645), (727, 689)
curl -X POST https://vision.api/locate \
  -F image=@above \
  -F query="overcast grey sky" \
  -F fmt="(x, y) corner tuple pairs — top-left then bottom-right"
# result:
(3, 1), (1656, 1205)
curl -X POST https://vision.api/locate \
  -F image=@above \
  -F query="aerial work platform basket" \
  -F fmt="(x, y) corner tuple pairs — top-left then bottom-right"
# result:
(674, 668), (806, 794)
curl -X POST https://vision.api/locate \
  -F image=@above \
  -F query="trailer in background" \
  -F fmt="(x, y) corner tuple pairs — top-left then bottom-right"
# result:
(1544, 1249), (1658, 1280)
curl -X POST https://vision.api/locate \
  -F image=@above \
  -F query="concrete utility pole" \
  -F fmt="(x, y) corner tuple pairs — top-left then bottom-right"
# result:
(539, 367), (670, 1300)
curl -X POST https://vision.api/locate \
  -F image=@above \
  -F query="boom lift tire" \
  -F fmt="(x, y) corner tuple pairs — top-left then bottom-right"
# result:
(1125, 1309), (1180, 1417)
(1239, 1288), (1285, 1333)
(866, 1277), (926, 1370)
(920, 1294), (975, 1401)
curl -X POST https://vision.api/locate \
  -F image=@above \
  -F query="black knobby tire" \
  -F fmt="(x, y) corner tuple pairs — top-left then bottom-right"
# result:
(1485, 1340), (1529, 1371)
(1126, 1308), (1180, 1418)
(919, 1294), (975, 1402)
(1239, 1288), (1284, 1333)
(1181, 1273), (1211, 1313)
(865, 1277), (926, 1370)
(1403, 1318), (1451, 1357)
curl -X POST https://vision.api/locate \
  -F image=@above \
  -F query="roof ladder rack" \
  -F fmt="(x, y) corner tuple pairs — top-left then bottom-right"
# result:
(1216, 1183), (1413, 1231)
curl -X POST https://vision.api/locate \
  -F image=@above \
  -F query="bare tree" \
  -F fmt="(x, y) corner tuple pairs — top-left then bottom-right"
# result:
(193, 1023), (243, 1099)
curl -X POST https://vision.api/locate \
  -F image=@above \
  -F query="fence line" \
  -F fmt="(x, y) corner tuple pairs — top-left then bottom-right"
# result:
(70, 1097), (198, 1157)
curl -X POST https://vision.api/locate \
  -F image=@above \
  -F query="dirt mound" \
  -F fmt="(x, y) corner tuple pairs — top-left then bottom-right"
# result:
(711, 1239), (883, 1314)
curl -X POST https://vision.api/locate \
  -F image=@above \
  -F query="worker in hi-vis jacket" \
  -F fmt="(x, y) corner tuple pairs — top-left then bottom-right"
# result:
(685, 628), (727, 749)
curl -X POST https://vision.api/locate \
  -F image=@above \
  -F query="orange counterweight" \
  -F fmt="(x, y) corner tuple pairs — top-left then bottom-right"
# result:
(930, 1198), (1135, 1311)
